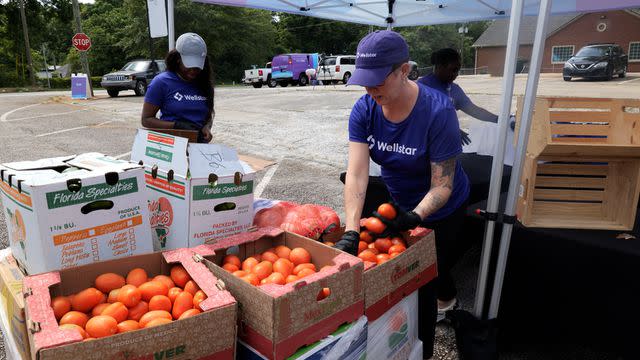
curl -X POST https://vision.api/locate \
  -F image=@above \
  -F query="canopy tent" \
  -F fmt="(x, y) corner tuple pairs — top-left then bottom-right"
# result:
(188, 0), (640, 323)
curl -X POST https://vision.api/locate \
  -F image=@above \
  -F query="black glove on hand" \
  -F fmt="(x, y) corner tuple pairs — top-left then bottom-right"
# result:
(333, 230), (360, 256)
(373, 203), (422, 234)
(460, 129), (471, 146)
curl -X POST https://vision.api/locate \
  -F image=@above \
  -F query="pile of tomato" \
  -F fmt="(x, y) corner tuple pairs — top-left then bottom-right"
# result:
(357, 203), (408, 264)
(51, 265), (206, 340)
(221, 245), (331, 300)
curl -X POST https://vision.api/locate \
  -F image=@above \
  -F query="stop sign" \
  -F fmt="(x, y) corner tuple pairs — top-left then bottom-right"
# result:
(72, 33), (91, 51)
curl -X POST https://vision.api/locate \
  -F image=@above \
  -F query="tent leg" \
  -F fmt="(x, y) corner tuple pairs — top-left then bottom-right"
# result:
(472, 0), (524, 319)
(488, 0), (553, 319)
(168, 0), (175, 50)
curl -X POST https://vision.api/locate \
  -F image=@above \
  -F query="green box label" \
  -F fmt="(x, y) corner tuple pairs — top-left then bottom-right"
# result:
(192, 181), (253, 201)
(46, 177), (138, 209)
(145, 147), (173, 162)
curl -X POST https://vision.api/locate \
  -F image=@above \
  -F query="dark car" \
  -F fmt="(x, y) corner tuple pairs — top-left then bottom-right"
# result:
(101, 60), (166, 97)
(563, 44), (628, 81)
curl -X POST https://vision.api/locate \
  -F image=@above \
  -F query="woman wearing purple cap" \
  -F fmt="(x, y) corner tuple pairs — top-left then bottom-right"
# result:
(333, 30), (470, 358)
(141, 33), (214, 143)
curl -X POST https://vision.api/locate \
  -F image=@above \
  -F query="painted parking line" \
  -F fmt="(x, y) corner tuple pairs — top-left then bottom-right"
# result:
(617, 77), (640, 85)
(115, 151), (131, 159)
(3, 109), (88, 123)
(0, 104), (40, 122)
(35, 120), (114, 137)
(254, 159), (282, 198)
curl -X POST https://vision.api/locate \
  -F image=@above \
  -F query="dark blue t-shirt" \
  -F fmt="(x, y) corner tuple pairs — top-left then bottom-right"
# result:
(418, 73), (471, 111)
(144, 71), (209, 127)
(349, 84), (469, 221)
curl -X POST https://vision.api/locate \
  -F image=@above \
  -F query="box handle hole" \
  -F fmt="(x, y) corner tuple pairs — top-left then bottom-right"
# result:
(316, 287), (331, 301)
(215, 202), (236, 212)
(81, 200), (114, 214)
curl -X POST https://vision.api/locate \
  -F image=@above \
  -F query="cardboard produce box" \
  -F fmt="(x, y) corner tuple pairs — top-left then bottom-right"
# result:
(366, 291), (418, 360)
(237, 315), (367, 360)
(324, 227), (437, 321)
(22, 246), (237, 360)
(0, 153), (153, 275)
(204, 227), (365, 360)
(0, 248), (30, 360)
(131, 129), (255, 250)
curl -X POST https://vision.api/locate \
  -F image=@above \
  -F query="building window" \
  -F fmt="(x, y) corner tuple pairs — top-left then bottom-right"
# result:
(551, 45), (574, 63)
(629, 42), (640, 62)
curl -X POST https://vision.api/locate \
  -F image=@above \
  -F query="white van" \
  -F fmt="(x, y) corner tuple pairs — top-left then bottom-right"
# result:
(316, 55), (356, 84)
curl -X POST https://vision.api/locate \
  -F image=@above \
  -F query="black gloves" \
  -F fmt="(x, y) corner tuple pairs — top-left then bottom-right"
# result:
(373, 203), (422, 234)
(333, 230), (360, 256)
(460, 129), (471, 146)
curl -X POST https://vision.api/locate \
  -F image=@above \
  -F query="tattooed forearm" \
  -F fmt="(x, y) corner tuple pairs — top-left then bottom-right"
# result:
(430, 158), (455, 190)
(413, 158), (456, 219)
(352, 191), (367, 200)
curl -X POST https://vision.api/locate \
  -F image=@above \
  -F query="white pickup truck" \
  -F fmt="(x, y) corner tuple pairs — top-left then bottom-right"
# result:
(242, 62), (276, 88)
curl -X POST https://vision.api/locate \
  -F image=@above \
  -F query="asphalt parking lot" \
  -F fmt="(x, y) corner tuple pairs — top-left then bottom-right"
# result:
(0, 73), (638, 359)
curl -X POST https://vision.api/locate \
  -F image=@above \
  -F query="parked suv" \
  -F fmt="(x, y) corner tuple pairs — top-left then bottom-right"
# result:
(101, 60), (166, 97)
(317, 55), (356, 84)
(563, 44), (627, 81)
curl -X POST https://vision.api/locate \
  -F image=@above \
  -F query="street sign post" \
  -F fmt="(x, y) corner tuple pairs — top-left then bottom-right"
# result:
(72, 33), (91, 52)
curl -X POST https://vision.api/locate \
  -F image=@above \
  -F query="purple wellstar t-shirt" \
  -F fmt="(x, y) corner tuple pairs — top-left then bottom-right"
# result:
(145, 71), (209, 127)
(349, 84), (469, 220)
(418, 73), (471, 111)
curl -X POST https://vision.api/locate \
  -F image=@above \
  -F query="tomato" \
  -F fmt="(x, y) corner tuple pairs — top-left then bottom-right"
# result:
(388, 244), (407, 254)
(274, 245), (291, 259)
(364, 217), (386, 234)
(127, 301), (149, 322)
(145, 318), (173, 328)
(261, 251), (279, 263)
(107, 289), (120, 304)
(51, 296), (71, 320)
(272, 258), (294, 277)
(391, 237), (407, 247)
(101, 302), (129, 323)
(358, 249), (377, 263)
(193, 290), (207, 310)
(116, 320), (140, 333)
(59, 311), (89, 328)
(251, 261), (273, 281)
(85, 315), (118, 338)
(71, 288), (103, 313)
(262, 272), (285, 285)
(389, 252), (402, 259)
(222, 263), (239, 273)
(240, 274), (259, 286)
(167, 287), (182, 304)
(297, 268), (316, 278)
(183, 280), (200, 296)
(376, 253), (391, 264)
(149, 295), (172, 312)
(358, 241), (368, 254)
(178, 308), (201, 320)
(292, 263), (316, 275)
(170, 265), (191, 289)
(241, 257), (259, 272)
(139, 281), (169, 302)
(360, 231), (374, 244)
(222, 255), (242, 268)
(377, 203), (397, 220)
(366, 244), (380, 255)
(139, 310), (172, 327)
(289, 248), (311, 265)
(126, 268), (148, 287)
(59, 323), (87, 339)
(232, 270), (247, 278)
(285, 275), (299, 284)
(316, 288), (331, 301)
(374, 238), (393, 253)
(94, 273), (126, 293)
(117, 285), (142, 308)
(153, 275), (175, 290)
(91, 303), (110, 317)
(172, 292), (194, 319)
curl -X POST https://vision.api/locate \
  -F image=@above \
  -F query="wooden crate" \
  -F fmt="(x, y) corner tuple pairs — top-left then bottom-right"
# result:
(516, 97), (640, 230)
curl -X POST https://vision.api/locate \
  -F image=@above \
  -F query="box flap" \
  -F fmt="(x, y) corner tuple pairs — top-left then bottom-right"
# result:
(131, 129), (189, 176)
(66, 152), (137, 171)
(1, 155), (76, 171)
(187, 143), (249, 178)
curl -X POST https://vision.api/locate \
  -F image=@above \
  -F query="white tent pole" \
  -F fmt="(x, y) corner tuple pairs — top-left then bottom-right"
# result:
(488, 0), (553, 319)
(386, 0), (394, 30)
(472, 0), (524, 319)
(168, 0), (175, 50)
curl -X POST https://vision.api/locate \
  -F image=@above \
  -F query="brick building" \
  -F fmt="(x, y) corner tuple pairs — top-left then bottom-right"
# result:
(472, 10), (640, 76)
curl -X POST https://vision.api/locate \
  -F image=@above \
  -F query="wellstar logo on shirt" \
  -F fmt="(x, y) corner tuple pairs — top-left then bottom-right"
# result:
(173, 92), (207, 102)
(368, 135), (417, 155)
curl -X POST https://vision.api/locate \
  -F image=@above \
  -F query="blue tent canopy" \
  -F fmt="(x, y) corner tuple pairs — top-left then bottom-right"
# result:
(193, 0), (639, 27)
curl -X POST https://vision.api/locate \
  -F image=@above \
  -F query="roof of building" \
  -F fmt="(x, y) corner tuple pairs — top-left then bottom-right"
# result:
(473, 14), (580, 47)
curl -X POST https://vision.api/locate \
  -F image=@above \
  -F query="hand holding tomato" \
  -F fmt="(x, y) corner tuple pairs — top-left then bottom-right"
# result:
(332, 230), (360, 255)
(372, 202), (422, 233)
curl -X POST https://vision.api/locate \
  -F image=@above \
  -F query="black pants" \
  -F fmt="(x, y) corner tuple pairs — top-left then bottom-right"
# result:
(418, 201), (468, 358)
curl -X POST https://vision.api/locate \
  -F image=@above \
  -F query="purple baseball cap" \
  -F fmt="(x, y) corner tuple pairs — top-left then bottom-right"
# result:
(347, 30), (410, 87)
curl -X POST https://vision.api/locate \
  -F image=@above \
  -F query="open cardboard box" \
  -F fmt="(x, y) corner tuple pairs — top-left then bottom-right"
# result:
(323, 226), (437, 322)
(203, 227), (364, 360)
(0, 249), (30, 360)
(0, 153), (153, 275)
(22, 246), (237, 360)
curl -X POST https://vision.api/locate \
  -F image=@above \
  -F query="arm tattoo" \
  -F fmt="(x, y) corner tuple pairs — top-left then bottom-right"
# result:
(352, 191), (366, 200)
(430, 158), (455, 190)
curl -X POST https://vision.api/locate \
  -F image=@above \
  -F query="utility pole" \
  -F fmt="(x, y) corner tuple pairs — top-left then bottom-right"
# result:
(71, 0), (94, 97)
(42, 44), (51, 88)
(18, 0), (35, 86)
